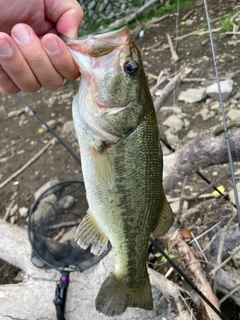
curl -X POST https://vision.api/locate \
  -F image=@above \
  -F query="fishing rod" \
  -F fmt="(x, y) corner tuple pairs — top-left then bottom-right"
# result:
(16, 92), (228, 320)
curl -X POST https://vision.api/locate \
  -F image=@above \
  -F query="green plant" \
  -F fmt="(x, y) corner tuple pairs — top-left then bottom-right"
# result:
(155, 248), (175, 263)
(221, 16), (232, 32)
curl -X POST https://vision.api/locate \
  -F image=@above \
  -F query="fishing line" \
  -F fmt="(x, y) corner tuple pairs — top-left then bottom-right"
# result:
(16, 92), (228, 318)
(16, 93), (81, 166)
(203, 0), (240, 224)
(150, 237), (228, 320)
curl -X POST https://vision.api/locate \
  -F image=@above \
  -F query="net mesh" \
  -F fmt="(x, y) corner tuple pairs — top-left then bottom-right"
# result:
(28, 180), (111, 272)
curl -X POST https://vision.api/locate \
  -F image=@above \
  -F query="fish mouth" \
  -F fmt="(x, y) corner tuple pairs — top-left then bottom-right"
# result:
(61, 27), (130, 58)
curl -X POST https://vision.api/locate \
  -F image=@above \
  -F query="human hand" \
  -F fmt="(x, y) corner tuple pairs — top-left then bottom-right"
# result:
(0, 0), (83, 94)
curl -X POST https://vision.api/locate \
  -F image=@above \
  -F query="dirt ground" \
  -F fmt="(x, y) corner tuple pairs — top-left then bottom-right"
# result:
(1, 0), (240, 317)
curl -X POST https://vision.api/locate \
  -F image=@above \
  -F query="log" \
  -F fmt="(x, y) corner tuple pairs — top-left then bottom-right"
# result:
(163, 126), (240, 193)
(0, 219), (177, 320)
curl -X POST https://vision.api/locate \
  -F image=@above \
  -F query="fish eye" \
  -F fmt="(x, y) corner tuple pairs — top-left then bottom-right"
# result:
(124, 60), (139, 78)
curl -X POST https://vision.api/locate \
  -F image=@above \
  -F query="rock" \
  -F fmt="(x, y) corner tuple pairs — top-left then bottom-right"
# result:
(230, 98), (238, 104)
(58, 195), (75, 209)
(199, 108), (215, 121)
(160, 106), (182, 114)
(32, 200), (56, 222)
(87, 1), (96, 10)
(34, 179), (60, 200)
(41, 119), (57, 132)
(178, 88), (206, 103)
(183, 118), (190, 128)
(8, 108), (25, 118)
(161, 142), (172, 156)
(164, 128), (179, 144)
(187, 130), (198, 139)
(210, 102), (220, 110)
(233, 91), (240, 99)
(19, 207), (28, 218)
(226, 109), (240, 121)
(163, 115), (184, 132)
(62, 120), (76, 136)
(228, 182), (240, 202)
(185, 19), (193, 26)
(98, 3), (106, 12)
(39, 193), (57, 205)
(206, 79), (233, 101)
(169, 200), (188, 214)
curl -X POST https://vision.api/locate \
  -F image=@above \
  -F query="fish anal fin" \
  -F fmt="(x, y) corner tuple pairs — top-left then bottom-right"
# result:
(90, 146), (114, 189)
(152, 195), (174, 237)
(96, 272), (153, 316)
(75, 210), (109, 255)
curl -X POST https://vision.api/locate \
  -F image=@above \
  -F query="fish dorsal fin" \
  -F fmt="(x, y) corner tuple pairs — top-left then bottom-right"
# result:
(90, 146), (115, 189)
(75, 209), (109, 256)
(152, 195), (174, 237)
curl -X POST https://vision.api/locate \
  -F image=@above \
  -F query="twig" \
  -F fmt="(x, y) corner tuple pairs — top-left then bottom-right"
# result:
(211, 236), (240, 276)
(190, 231), (209, 263)
(216, 212), (236, 267)
(0, 139), (54, 190)
(189, 220), (222, 246)
(154, 68), (186, 113)
(225, 31), (240, 35)
(219, 284), (240, 304)
(229, 11), (240, 37)
(173, 177), (188, 229)
(47, 221), (79, 230)
(166, 33), (179, 62)
(53, 228), (65, 241)
(3, 200), (15, 221)
(175, 28), (221, 41)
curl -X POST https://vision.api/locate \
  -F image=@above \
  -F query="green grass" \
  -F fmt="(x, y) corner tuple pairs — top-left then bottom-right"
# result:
(221, 16), (233, 33)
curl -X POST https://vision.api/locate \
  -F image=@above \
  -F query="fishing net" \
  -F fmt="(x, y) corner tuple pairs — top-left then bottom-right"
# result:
(28, 179), (111, 272)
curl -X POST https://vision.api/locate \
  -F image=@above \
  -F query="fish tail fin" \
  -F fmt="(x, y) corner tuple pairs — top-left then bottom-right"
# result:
(95, 272), (153, 316)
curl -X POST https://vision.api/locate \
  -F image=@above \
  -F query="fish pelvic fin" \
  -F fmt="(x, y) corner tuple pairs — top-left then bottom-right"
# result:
(90, 146), (115, 189)
(95, 272), (153, 316)
(152, 194), (174, 237)
(75, 210), (109, 255)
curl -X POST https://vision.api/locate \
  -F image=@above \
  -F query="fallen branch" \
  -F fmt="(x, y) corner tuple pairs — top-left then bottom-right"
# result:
(163, 124), (240, 193)
(176, 237), (221, 320)
(0, 219), (177, 320)
(148, 268), (192, 318)
(154, 68), (186, 113)
(166, 33), (179, 62)
(230, 11), (240, 37)
(0, 139), (54, 190)
(175, 28), (221, 41)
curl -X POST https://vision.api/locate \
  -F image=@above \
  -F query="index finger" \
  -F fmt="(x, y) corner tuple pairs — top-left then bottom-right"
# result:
(45, 0), (83, 38)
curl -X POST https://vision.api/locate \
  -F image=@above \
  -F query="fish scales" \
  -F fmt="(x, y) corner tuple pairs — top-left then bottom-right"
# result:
(64, 26), (174, 317)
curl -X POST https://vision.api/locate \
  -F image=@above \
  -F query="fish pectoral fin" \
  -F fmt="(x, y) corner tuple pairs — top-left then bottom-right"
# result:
(152, 194), (174, 237)
(75, 210), (109, 256)
(90, 147), (114, 189)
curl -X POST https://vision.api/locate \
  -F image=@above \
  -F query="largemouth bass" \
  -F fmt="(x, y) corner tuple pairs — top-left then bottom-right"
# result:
(64, 27), (174, 317)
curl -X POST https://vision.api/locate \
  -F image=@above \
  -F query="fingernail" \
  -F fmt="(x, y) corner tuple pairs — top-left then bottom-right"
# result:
(12, 25), (31, 43)
(0, 40), (12, 56)
(43, 37), (60, 54)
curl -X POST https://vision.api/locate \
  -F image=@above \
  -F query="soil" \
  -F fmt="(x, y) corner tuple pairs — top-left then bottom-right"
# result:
(1, 0), (240, 317)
